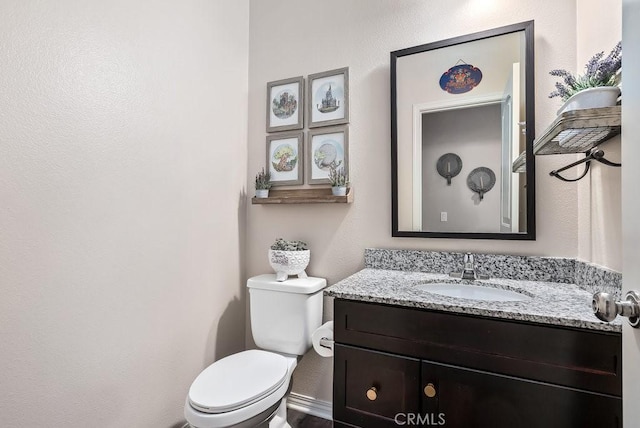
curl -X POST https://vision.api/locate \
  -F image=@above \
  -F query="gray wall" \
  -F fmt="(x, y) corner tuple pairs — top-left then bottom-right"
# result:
(422, 105), (502, 232)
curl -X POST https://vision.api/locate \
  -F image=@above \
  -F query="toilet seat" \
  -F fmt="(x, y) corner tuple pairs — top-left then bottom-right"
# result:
(185, 350), (296, 428)
(188, 350), (289, 413)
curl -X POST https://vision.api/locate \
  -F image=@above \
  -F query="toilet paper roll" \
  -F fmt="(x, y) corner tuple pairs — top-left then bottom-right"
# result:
(312, 321), (334, 357)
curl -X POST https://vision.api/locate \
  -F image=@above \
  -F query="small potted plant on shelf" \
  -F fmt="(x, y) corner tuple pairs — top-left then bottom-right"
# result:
(255, 168), (272, 198)
(549, 41), (621, 115)
(268, 238), (310, 282)
(329, 163), (349, 196)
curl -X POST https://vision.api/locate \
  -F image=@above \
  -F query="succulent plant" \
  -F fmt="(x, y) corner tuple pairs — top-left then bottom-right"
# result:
(255, 167), (272, 190)
(270, 238), (309, 251)
(328, 163), (348, 187)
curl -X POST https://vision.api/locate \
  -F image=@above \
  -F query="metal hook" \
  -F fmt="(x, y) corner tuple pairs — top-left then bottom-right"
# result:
(550, 148), (621, 182)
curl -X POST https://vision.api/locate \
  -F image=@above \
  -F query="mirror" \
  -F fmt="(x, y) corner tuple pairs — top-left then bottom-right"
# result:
(391, 21), (536, 240)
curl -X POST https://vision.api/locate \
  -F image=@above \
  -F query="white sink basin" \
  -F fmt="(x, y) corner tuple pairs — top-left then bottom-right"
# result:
(417, 282), (530, 302)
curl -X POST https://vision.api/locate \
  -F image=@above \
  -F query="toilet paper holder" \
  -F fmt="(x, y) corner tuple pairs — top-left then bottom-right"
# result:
(319, 337), (334, 351)
(312, 321), (334, 357)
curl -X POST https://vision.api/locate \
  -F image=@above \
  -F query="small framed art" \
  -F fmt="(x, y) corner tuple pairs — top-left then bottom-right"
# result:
(308, 67), (349, 128)
(266, 76), (304, 133)
(266, 132), (304, 186)
(307, 126), (349, 184)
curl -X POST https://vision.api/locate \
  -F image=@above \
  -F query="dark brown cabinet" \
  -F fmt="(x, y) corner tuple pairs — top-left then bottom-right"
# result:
(421, 360), (620, 427)
(334, 345), (420, 427)
(333, 299), (622, 428)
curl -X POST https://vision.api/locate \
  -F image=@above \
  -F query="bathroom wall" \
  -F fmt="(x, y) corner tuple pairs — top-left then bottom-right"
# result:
(0, 1), (249, 426)
(576, 0), (622, 272)
(248, 0), (580, 407)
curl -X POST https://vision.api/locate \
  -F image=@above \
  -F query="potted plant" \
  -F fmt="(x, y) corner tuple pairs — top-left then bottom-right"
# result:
(268, 238), (310, 282)
(329, 163), (349, 196)
(549, 41), (621, 115)
(255, 167), (272, 198)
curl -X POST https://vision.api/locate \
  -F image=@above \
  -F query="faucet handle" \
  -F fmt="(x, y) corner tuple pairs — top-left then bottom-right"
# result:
(463, 252), (474, 267)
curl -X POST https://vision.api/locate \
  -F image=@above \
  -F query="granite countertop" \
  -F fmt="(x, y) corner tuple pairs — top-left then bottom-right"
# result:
(324, 268), (622, 333)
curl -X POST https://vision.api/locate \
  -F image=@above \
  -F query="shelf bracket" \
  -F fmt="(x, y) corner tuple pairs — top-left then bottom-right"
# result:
(550, 148), (621, 182)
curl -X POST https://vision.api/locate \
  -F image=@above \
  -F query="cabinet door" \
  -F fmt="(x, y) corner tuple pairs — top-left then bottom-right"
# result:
(334, 344), (420, 427)
(421, 360), (621, 428)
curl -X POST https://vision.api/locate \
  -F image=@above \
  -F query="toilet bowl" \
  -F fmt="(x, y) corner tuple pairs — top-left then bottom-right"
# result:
(184, 275), (326, 428)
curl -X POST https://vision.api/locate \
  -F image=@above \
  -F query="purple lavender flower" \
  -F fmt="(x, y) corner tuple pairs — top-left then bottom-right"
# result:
(550, 69), (577, 88)
(549, 41), (621, 100)
(597, 41), (622, 81)
(585, 51), (605, 77)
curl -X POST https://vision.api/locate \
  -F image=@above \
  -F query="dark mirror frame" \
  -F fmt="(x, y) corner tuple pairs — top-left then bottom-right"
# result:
(391, 21), (536, 240)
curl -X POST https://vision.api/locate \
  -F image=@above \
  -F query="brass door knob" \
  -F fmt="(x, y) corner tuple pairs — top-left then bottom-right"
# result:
(424, 383), (437, 398)
(366, 387), (378, 401)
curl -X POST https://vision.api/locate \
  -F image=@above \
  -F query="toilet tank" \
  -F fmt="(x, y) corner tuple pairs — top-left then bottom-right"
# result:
(247, 274), (326, 356)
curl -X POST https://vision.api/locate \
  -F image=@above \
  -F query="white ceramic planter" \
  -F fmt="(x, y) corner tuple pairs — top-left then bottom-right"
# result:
(557, 86), (621, 115)
(331, 186), (347, 196)
(268, 249), (310, 282)
(255, 189), (269, 198)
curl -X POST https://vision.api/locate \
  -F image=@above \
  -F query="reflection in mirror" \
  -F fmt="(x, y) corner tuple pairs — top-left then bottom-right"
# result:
(391, 21), (535, 239)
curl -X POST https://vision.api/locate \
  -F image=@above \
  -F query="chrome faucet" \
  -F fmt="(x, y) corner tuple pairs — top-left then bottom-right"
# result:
(462, 253), (476, 279)
(450, 252), (489, 280)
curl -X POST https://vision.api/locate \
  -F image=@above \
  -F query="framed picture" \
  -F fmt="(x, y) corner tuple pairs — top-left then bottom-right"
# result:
(308, 67), (349, 128)
(266, 132), (304, 186)
(266, 76), (304, 132)
(307, 126), (349, 184)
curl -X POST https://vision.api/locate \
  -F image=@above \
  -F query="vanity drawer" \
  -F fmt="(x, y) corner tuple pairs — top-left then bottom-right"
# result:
(334, 344), (420, 427)
(421, 360), (621, 428)
(334, 299), (622, 396)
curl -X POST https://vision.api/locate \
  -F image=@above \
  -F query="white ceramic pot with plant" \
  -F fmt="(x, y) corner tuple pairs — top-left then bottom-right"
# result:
(556, 86), (620, 115)
(268, 238), (310, 282)
(255, 167), (272, 198)
(550, 41), (621, 115)
(329, 164), (349, 196)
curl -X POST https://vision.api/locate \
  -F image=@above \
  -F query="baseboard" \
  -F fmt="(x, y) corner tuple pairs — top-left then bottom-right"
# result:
(287, 392), (333, 421)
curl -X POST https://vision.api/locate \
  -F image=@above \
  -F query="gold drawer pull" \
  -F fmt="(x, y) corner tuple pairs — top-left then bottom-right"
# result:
(424, 383), (437, 398)
(366, 386), (378, 401)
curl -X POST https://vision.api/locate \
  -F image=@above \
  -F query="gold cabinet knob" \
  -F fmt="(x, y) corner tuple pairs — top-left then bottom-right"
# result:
(424, 383), (437, 398)
(366, 386), (378, 401)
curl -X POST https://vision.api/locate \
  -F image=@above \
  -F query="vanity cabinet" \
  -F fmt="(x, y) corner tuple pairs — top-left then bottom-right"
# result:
(333, 299), (622, 428)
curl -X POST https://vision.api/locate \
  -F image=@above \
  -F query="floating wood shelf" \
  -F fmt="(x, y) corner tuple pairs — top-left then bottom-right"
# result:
(251, 187), (353, 204)
(533, 106), (621, 155)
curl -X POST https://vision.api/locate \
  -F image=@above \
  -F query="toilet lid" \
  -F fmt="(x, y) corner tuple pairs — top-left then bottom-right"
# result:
(188, 350), (289, 414)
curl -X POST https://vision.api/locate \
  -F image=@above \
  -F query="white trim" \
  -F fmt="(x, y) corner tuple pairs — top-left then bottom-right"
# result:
(286, 392), (333, 421)
(411, 105), (423, 230)
(510, 64), (521, 232)
(413, 92), (504, 114)
(499, 65), (522, 232)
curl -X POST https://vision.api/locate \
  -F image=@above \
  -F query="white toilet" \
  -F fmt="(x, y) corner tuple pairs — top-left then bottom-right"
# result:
(184, 274), (326, 428)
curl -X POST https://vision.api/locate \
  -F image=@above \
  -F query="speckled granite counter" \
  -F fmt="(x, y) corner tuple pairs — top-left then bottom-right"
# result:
(363, 248), (622, 298)
(325, 268), (622, 333)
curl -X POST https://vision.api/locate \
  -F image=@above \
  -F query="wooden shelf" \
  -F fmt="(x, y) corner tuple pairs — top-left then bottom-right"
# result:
(533, 106), (621, 155)
(251, 187), (353, 204)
